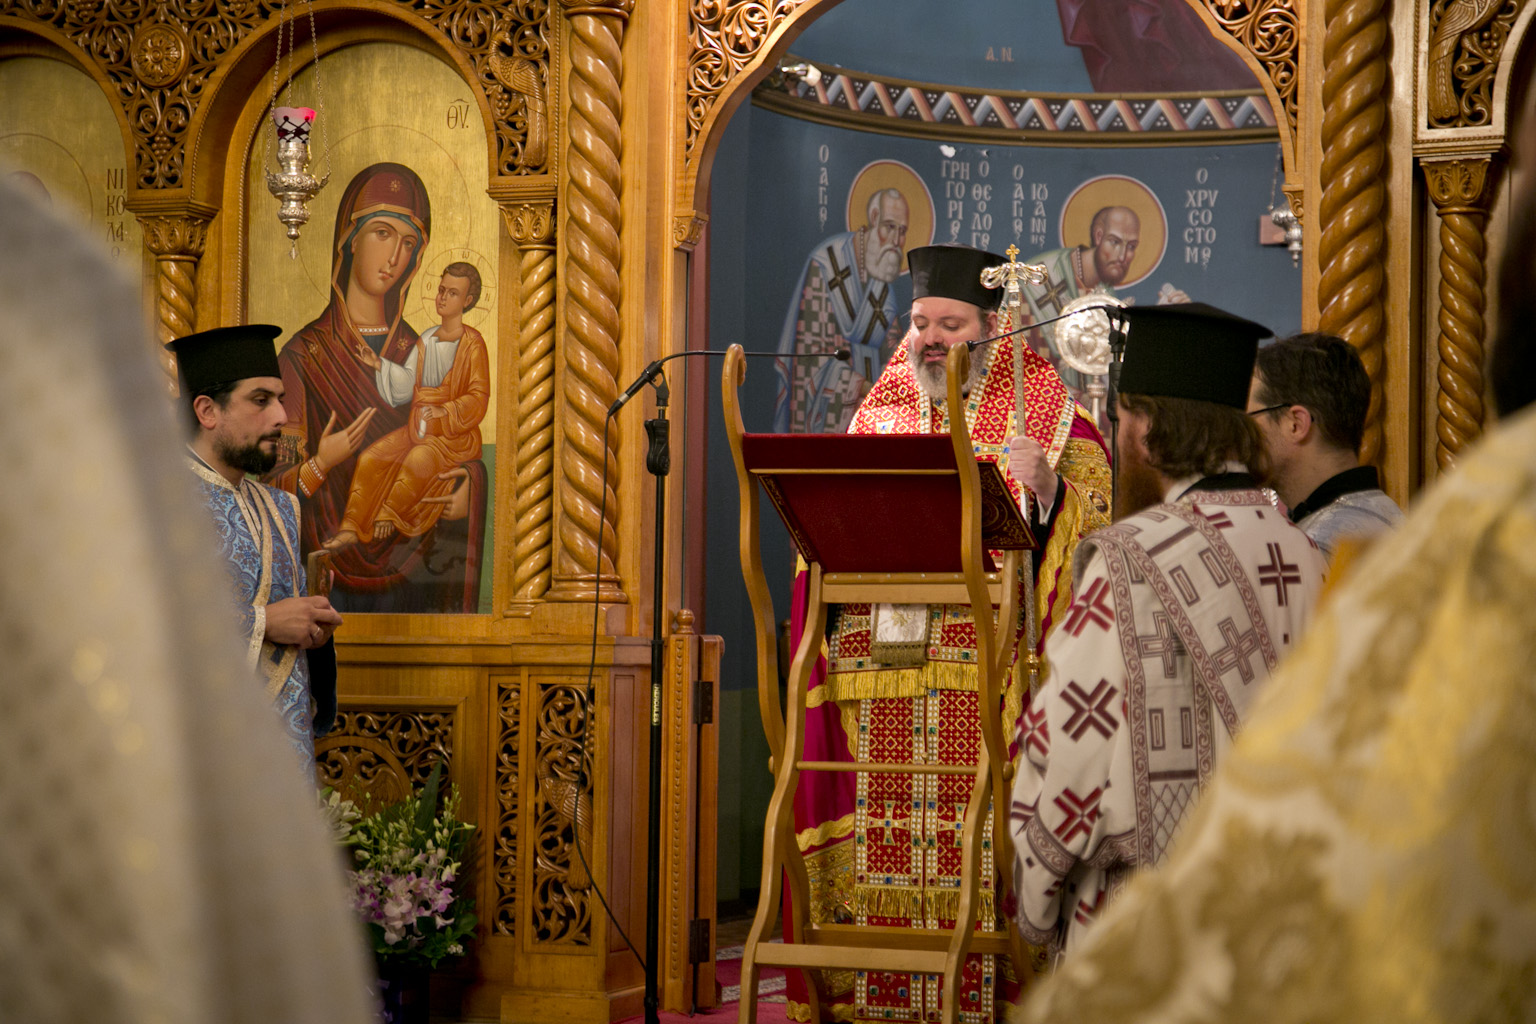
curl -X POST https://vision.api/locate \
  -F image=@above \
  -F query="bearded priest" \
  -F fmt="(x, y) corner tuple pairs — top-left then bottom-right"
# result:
(173, 325), (343, 770)
(1007, 302), (1326, 960)
(784, 243), (1112, 1022)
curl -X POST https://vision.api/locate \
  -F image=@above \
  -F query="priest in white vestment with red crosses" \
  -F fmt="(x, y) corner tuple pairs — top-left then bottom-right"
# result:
(1008, 302), (1327, 957)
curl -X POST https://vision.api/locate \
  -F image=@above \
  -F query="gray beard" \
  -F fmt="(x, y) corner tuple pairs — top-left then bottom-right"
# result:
(865, 246), (902, 284)
(910, 345), (986, 404)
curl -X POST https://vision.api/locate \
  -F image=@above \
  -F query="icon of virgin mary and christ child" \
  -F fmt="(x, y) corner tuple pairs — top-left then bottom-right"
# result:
(266, 162), (490, 614)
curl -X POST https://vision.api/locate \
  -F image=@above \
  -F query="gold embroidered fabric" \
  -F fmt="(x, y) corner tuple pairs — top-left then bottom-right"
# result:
(792, 344), (1111, 1022)
(1014, 405), (1536, 1024)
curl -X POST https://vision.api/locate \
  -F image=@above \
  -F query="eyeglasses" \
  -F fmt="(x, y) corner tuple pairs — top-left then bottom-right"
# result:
(1247, 403), (1289, 417)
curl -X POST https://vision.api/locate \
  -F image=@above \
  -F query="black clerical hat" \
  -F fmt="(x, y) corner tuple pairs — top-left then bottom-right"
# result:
(1115, 303), (1271, 409)
(908, 244), (1008, 311)
(169, 325), (283, 396)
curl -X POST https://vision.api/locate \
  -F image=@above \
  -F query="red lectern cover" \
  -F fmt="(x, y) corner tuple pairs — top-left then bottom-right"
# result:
(739, 433), (1035, 574)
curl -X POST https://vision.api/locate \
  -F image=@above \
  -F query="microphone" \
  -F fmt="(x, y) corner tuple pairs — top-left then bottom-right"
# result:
(609, 346), (850, 416)
(966, 303), (1126, 352)
(609, 357), (666, 416)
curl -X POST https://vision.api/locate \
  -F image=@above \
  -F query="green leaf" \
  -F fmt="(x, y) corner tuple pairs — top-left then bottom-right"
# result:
(414, 761), (443, 839)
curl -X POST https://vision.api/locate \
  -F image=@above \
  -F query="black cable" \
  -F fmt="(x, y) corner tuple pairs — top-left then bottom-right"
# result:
(965, 301), (1123, 353)
(572, 407), (647, 972)
(572, 345), (829, 979)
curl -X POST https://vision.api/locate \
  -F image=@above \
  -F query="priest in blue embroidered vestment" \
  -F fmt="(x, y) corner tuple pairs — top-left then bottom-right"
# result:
(172, 324), (343, 767)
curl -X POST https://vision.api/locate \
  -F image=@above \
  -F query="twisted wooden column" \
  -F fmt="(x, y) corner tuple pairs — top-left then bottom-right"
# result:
(1423, 156), (1497, 471)
(139, 214), (211, 391)
(505, 201), (559, 614)
(547, 0), (633, 604)
(1316, 0), (1389, 465)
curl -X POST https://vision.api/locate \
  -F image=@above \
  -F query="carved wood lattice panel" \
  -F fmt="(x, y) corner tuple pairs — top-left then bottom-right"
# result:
(0, 0), (550, 187)
(684, 0), (812, 170)
(493, 676), (520, 936)
(531, 681), (594, 946)
(315, 708), (454, 809)
(1426, 0), (1524, 129)
(1201, 0), (1300, 136)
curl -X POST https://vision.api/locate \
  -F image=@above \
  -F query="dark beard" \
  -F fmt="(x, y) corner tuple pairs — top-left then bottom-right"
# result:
(217, 436), (278, 476)
(1114, 442), (1164, 519)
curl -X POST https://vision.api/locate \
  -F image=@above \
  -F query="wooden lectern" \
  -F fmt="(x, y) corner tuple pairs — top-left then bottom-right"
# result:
(723, 342), (1034, 1024)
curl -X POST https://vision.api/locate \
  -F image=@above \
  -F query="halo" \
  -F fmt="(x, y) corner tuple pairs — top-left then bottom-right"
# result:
(415, 246), (496, 329)
(0, 141), (90, 219)
(1058, 174), (1168, 287)
(845, 159), (934, 274)
(272, 123), (475, 310)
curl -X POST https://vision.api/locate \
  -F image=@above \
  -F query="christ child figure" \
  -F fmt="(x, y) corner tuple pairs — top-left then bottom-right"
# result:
(326, 262), (490, 551)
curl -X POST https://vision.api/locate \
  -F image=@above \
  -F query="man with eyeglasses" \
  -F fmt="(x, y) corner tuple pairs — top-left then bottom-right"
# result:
(1246, 332), (1403, 558)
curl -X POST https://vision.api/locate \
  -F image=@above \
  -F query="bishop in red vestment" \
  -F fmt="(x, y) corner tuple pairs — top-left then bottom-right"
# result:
(786, 245), (1112, 1022)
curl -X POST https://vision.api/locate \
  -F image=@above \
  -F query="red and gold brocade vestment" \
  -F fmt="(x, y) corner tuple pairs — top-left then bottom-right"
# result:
(784, 334), (1111, 1022)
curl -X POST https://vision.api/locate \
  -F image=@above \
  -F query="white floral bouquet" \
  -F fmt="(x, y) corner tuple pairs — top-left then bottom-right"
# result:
(323, 763), (478, 968)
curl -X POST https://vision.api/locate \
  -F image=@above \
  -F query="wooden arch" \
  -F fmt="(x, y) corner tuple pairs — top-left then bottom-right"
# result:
(1416, 0), (1536, 474)
(181, 2), (502, 210)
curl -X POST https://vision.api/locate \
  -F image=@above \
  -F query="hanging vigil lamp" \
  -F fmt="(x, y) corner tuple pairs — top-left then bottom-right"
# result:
(264, 0), (330, 257)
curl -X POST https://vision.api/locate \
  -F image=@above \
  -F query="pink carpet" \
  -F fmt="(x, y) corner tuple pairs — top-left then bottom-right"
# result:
(615, 944), (789, 1024)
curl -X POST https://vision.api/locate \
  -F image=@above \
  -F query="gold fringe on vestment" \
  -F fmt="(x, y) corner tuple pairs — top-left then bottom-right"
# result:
(821, 659), (981, 703)
(852, 885), (997, 926)
(853, 885), (927, 920)
(839, 701), (861, 758)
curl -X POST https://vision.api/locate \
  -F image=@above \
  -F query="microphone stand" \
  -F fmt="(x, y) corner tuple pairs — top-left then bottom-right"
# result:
(642, 370), (669, 1024)
(607, 345), (826, 1024)
(1105, 312), (1127, 515)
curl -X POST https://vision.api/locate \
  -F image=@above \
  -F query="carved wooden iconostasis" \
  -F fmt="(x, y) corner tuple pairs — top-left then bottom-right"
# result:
(1415, 0), (1536, 475)
(3, 0), (1536, 1020)
(681, 0), (1536, 507)
(0, 1), (719, 1021)
(683, 0), (1534, 1016)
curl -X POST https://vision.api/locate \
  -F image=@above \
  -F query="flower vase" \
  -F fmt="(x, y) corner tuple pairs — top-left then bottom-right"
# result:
(374, 958), (429, 1024)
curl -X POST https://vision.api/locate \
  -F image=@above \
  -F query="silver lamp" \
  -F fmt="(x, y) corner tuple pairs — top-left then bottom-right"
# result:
(263, 0), (330, 258)
(267, 106), (328, 256)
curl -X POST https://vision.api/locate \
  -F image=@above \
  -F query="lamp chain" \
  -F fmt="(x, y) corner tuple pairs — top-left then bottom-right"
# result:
(263, 0), (285, 174)
(305, 0), (331, 181)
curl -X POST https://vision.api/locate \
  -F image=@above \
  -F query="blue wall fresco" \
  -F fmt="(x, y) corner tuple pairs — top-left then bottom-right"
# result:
(700, 1), (1299, 900)
(785, 0), (1259, 94)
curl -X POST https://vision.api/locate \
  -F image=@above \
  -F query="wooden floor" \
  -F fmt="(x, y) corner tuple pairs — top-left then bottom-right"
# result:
(437, 900), (783, 1022)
